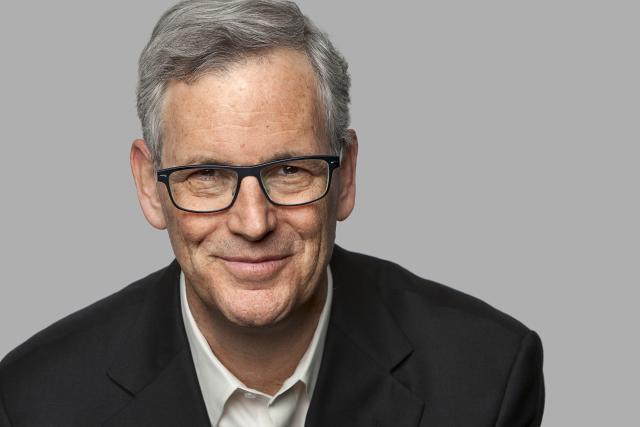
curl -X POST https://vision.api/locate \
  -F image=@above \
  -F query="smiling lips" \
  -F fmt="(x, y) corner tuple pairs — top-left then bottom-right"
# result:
(218, 254), (291, 282)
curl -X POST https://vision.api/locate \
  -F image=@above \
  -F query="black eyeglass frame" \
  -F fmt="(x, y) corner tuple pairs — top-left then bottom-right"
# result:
(156, 155), (341, 213)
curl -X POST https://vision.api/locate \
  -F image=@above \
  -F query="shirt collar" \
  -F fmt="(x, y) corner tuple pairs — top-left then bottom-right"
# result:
(180, 266), (333, 425)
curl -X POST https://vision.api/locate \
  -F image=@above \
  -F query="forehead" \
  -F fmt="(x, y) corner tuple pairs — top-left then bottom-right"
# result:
(161, 48), (326, 166)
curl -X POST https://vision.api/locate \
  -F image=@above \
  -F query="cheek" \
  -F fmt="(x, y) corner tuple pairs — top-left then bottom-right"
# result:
(282, 198), (337, 271)
(282, 202), (329, 242)
(174, 215), (220, 244)
(162, 207), (223, 268)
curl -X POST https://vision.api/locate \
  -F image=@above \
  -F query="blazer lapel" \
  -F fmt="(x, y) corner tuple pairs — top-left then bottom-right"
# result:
(104, 260), (210, 426)
(306, 246), (425, 427)
(102, 248), (424, 426)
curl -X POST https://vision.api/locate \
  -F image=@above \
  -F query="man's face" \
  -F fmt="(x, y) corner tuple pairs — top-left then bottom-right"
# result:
(135, 48), (356, 328)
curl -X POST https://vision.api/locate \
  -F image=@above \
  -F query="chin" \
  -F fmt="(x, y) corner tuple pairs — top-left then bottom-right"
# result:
(219, 287), (294, 328)
(225, 309), (289, 328)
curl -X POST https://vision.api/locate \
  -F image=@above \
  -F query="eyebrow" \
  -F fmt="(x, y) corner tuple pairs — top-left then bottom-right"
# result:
(179, 151), (308, 167)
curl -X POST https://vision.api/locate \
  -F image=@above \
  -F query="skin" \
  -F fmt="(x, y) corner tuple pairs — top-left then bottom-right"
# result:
(130, 48), (358, 394)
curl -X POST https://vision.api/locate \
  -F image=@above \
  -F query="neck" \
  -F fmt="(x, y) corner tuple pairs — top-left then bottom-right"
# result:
(186, 275), (328, 396)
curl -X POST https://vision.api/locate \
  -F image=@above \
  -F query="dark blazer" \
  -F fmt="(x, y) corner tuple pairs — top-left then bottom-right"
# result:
(0, 246), (544, 426)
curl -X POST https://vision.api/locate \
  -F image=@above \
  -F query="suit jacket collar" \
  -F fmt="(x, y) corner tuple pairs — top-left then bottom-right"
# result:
(105, 260), (210, 425)
(104, 246), (424, 426)
(305, 245), (424, 427)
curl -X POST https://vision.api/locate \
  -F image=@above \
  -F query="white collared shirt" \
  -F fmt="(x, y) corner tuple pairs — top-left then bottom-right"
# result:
(180, 268), (333, 427)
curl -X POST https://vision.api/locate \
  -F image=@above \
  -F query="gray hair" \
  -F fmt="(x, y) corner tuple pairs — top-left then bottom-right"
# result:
(137, 0), (351, 168)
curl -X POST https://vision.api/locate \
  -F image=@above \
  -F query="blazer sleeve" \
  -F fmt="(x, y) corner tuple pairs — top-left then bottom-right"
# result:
(494, 330), (545, 427)
(0, 391), (10, 427)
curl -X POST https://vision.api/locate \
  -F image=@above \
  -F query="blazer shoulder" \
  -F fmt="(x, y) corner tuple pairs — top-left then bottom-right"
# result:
(0, 261), (175, 372)
(333, 248), (545, 425)
(334, 246), (533, 340)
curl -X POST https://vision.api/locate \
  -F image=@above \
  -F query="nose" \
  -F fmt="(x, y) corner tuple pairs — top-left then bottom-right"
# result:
(226, 176), (277, 241)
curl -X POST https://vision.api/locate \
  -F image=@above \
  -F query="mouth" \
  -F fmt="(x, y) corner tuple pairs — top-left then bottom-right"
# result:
(217, 254), (292, 282)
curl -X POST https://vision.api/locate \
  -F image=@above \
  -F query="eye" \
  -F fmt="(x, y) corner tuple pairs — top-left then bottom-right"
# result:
(189, 169), (218, 181)
(280, 165), (301, 175)
(261, 160), (320, 184)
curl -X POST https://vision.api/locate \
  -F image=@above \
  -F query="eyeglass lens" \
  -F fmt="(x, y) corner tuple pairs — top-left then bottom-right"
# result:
(168, 158), (331, 212)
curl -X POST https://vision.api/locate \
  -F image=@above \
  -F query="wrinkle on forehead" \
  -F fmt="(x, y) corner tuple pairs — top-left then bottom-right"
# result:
(160, 48), (327, 163)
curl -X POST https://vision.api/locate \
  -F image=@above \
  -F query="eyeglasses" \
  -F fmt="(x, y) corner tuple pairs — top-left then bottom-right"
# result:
(156, 155), (340, 213)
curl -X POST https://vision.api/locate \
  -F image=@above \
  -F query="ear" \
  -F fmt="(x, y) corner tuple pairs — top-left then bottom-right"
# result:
(336, 129), (358, 221)
(130, 139), (167, 230)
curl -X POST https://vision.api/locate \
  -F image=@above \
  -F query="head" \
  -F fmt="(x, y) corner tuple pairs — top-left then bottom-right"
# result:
(130, 0), (357, 328)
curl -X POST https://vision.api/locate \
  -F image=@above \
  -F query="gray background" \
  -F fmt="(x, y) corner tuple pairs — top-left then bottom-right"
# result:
(0, 1), (638, 425)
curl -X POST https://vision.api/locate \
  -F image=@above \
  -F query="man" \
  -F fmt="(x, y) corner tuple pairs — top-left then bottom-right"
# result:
(0, 0), (544, 426)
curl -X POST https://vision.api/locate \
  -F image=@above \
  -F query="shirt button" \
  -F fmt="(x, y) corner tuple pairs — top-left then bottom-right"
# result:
(244, 392), (257, 399)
